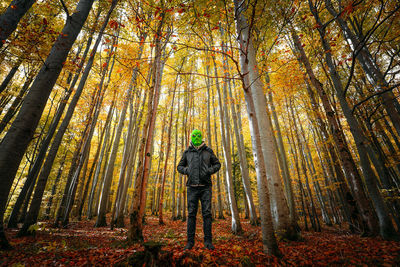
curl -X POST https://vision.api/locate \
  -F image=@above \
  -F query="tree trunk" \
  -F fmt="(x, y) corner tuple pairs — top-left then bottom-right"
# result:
(113, 86), (144, 228)
(0, 0), (95, 249)
(267, 88), (298, 228)
(211, 84), (225, 219)
(171, 89), (181, 220)
(95, 77), (133, 227)
(0, 0), (36, 48)
(223, 44), (258, 225)
(159, 77), (178, 225)
(234, 1), (298, 241)
(212, 54), (242, 234)
(44, 146), (69, 220)
(16, 0), (115, 236)
(128, 12), (167, 242)
(325, 0), (400, 137)
(234, 0), (281, 256)
(0, 62), (20, 95)
(87, 102), (115, 219)
(309, 0), (398, 240)
(291, 26), (379, 236)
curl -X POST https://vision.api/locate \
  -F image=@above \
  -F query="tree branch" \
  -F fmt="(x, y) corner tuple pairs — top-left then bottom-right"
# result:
(59, 0), (70, 18)
(352, 83), (400, 113)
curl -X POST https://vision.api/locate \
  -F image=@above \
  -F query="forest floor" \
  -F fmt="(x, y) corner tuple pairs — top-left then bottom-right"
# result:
(1, 214), (399, 266)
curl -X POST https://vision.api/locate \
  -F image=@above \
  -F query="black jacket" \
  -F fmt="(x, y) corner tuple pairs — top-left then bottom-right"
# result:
(177, 142), (221, 186)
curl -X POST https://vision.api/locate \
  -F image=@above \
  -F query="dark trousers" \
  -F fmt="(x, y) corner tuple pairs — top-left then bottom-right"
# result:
(187, 185), (212, 244)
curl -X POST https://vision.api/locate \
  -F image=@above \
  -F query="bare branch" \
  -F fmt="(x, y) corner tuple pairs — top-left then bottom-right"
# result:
(59, 0), (70, 18)
(352, 83), (400, 113)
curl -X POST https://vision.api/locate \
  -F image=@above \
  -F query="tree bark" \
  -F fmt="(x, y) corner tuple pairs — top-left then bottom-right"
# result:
(0, 0), (95, 249)
(0, 0), (36, 48)
(212, 54), (242, 234)
(291, 26), (379, 236)
(309, 0), (398, 240)
(159, 76), (178, 225)
(128, 12), (167, 242)
(0, 62), (20, 95)
(234, 0), (281, 255)
(16, 0), (115, 236)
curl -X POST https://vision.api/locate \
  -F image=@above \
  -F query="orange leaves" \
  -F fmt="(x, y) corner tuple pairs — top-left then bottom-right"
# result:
(342, 1), (355, 16)
(108, 19), (119, 30)
(3, 216), (400, 266)
(312, 23), (322, 29)
(139, 36), (145, 46)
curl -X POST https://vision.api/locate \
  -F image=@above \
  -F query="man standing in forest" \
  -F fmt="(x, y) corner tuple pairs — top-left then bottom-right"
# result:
(177, 129), (221, 250)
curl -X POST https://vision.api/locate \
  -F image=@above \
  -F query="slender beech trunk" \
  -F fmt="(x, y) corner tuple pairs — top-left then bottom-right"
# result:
(0, 63), (20, 94)
(309, 0), (398, 240)
(77, 120), (105, 221)
(171, 90), (181, 220)
(95, 68), (134, 227)
(116, 86), (148, 227)
(211, 84), (225, 219)
(267, 88), (298, 228)
(289, 100), (320, 231)
(222, 43), (257, 225)
(62, 80), (103, 226)
(17, 0), (115, 236)
(128, 12), (167, 241)
(0, 0), (94, 249)
(78, 95), (117, 220)
(0, 0), (36, 48)
(212, 54), (242, 234)
(291, 26), (379, 236)
(234, 0), (281, 255)
(325, 0), (400, 137)
(112, 90), (140, 228)
(234, 0), (298, 241)
(159, 78), (178, 225)
(44, 146), (69, 220)
(287, 124), (308, 230)
(152, 117), (166, 215)
(297, 110), (331, 226)
(205, 62), (220, 220)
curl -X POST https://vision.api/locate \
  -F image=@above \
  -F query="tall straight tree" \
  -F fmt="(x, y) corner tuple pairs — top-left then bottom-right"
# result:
(233, 0), (299, 241)
(324, 0), (400, 137)
(289, 27), (379, 235)
(0, 0), (36, 48)
(222, 41), (258, 225)
(158, 77), (178, 225)
(267, 89), (298, 228)
(95, 28), (145, 228)
(0, 0), (95, 250)
(212, 53), (242, 234)
(17, 0), (118, 236)
(234, 0), (281, 255)
(128, 7), (169, 242)
(309, 0), (399, 240)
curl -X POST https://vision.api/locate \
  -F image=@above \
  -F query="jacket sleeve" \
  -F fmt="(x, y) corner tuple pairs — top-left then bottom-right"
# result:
(208, 148), (221, 175)
(177, 151), (188, 175)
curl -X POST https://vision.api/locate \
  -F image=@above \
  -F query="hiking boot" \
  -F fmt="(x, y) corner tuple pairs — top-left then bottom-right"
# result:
(184, 242), (194, 250)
